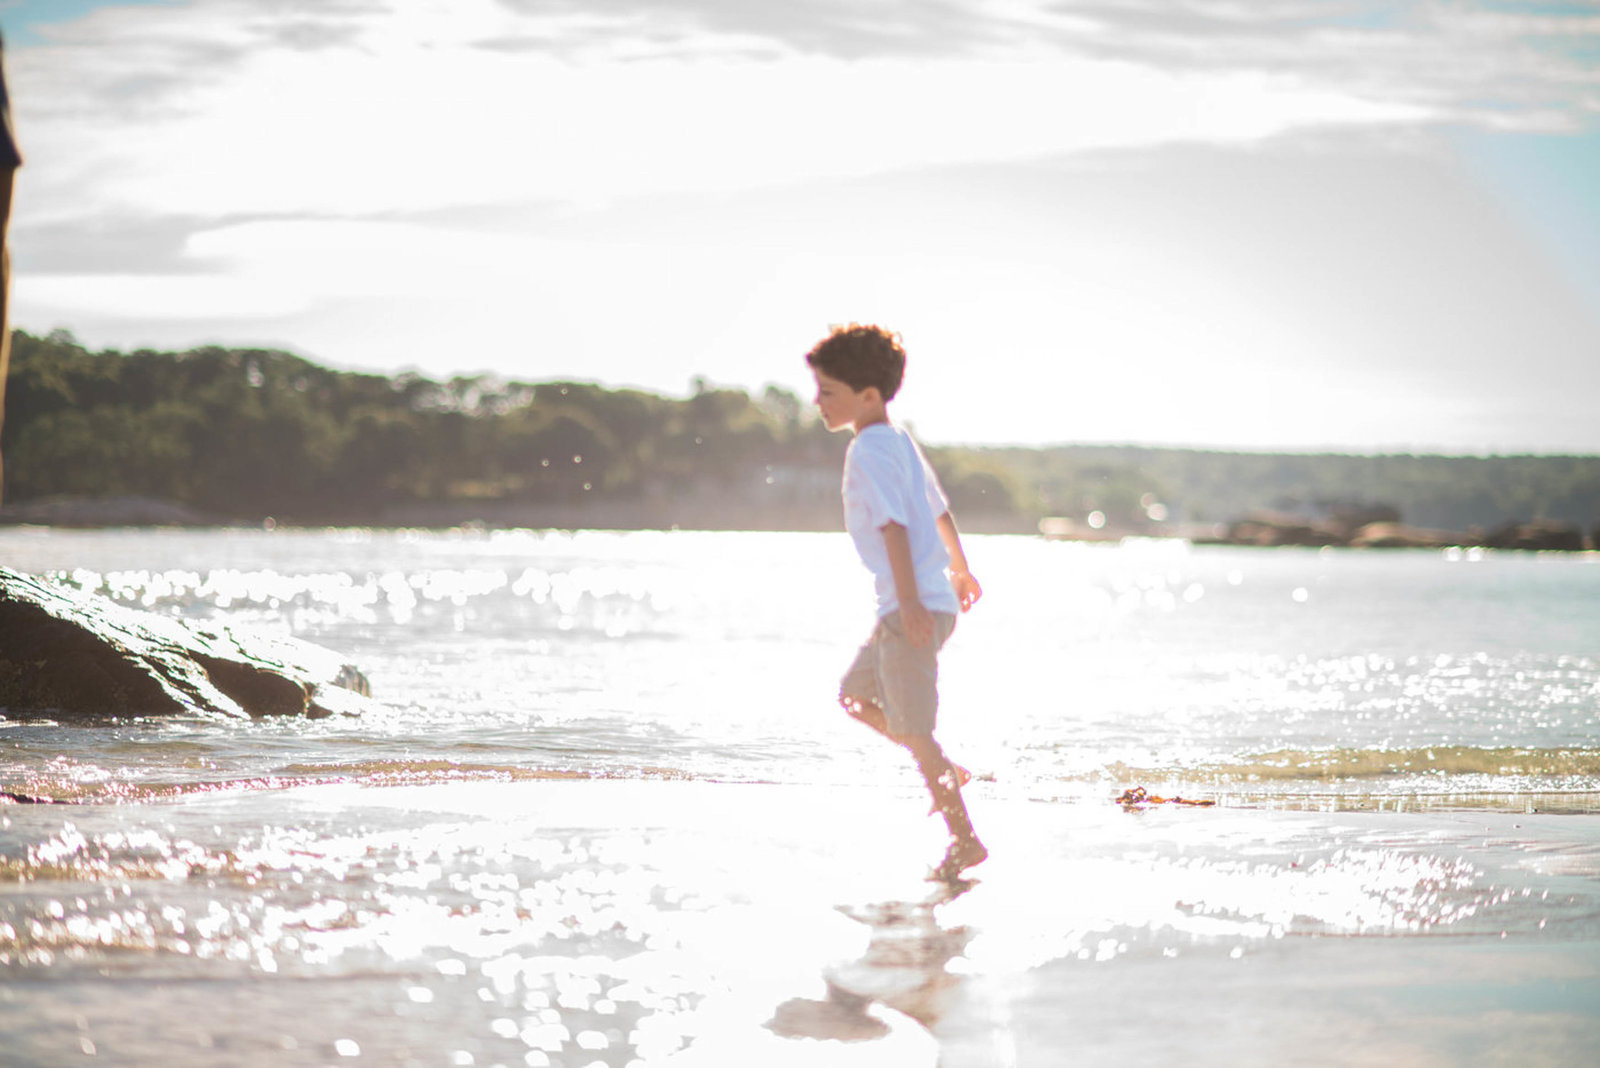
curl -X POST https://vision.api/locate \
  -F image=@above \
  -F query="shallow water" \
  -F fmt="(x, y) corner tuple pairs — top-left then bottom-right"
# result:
(3, 528), (1599, 1064)
(3, 527), (1597, 806)
(3, 781), (1596, 1066)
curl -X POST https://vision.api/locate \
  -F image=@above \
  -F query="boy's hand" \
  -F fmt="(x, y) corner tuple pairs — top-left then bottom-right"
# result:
(950, 570), (983, 612)
(901, 599), (935, 647)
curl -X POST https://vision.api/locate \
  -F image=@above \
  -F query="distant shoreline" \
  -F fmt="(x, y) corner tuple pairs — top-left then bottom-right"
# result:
(3, 495), (1595, 550)
(9, 332), (1600, 541)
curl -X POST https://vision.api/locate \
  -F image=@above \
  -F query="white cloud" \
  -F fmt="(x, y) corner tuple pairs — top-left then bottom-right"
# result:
(20, 271), (311, 320)
(10, 0), (1454, 221)
(8, 0), (1600, 451)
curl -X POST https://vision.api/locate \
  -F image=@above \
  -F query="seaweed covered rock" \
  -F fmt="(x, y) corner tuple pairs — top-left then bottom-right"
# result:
(0, 566), (371, 719)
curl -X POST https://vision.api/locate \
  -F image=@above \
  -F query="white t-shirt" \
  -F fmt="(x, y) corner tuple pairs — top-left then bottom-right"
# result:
(842, 423), (959, 618)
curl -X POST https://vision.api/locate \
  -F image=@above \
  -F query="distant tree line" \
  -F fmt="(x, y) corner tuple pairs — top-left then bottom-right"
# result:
(3, 329), (1598, 534)
(0, 330), (847, 523)
(967, 444), (1600, 534)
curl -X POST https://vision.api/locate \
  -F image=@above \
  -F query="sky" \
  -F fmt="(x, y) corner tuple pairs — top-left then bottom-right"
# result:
(3, 0), (1599, 453)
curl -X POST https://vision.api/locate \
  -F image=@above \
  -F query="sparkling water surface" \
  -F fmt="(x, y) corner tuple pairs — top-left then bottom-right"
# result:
(3, 527), (1597, 805)
(3, 528), (1598, 1066)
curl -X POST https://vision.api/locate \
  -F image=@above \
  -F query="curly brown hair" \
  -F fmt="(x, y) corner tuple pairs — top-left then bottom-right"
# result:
(804, 324), (907, 401)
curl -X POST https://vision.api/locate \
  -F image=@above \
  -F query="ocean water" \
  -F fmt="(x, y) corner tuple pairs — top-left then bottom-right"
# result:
(3, 527), (1597, 807)
(3, 528), (1599, 1065)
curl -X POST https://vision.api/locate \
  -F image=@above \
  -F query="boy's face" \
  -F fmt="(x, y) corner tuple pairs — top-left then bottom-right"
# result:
(811, 368), (879, 433)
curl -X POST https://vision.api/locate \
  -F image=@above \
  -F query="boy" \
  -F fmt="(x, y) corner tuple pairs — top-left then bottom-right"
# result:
(805, 323), (987, 881)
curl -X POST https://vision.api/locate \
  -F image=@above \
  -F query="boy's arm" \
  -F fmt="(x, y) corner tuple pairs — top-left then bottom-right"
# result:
(882, 521), (935, 647)
(937, 512), (983, 612)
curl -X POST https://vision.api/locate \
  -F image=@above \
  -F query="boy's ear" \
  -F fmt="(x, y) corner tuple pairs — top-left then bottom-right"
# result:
(860, 385), (884, 405)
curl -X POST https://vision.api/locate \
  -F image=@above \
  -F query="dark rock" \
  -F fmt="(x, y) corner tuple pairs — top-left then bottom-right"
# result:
(1348, 522), (1465, 549)
(0, 566), (372, 718)
(1482, 520), (1586, 552)
(1326, 502), (1402, 536)
(1225, 514), (1347, 547)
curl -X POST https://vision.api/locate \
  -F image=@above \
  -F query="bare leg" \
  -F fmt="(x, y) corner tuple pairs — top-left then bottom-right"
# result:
(840, 693), (893, 741)
(840, 693), (973, 797)
(901, 734), (986, 879)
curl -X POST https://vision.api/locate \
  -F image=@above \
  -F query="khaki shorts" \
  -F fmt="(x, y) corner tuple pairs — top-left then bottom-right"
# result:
(839, 610), (957, 738)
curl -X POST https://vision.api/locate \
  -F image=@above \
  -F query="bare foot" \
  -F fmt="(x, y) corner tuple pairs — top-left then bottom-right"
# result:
(928, 837), (988, 882)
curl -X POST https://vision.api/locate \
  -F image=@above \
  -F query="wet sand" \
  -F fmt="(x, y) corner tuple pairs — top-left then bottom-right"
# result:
(3, 780), (1598, 1066)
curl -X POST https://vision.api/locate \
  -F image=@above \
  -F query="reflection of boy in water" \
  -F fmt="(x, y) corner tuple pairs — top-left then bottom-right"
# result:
(0, 29), (20, 506)
(805, 324), (987, 881)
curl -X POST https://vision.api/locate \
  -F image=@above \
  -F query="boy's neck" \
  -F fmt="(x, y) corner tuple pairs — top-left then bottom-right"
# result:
(853, 408), (891, 434)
